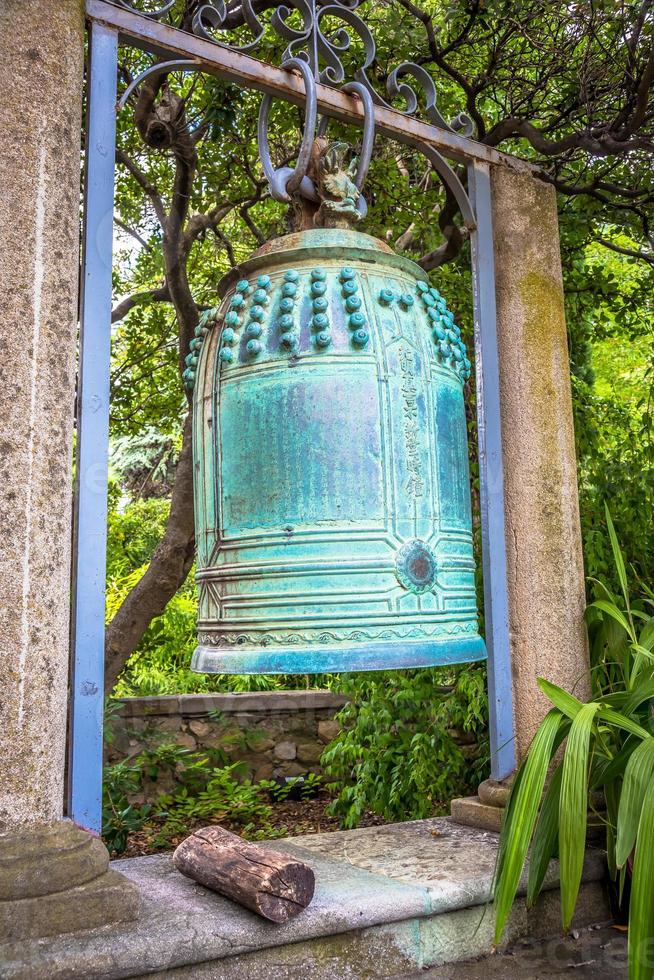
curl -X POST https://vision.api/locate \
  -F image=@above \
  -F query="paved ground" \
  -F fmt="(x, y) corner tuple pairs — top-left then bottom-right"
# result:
(2, 819), (613, 978)
(408, 925), (628, 979)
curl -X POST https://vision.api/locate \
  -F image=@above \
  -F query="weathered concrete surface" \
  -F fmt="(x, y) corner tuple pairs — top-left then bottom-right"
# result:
(491, 165), (591, 761)
(0, 848), (431, 978)
(0, 822), (140, 942)
(285, 818), (605, 914)
(0, 818), (609, 979)
(0, 868), (140, 944)
(0, 821), (108, 900)
(128, 887), (609, 980)
(0, 0), (85, 829)
(477, 778), (512, 809)
(450, 796), (503, 833)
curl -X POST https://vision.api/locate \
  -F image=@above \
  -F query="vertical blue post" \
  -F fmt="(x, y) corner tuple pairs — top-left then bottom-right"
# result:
(468, 160), (517, 780)
(68, 22), (118, 833)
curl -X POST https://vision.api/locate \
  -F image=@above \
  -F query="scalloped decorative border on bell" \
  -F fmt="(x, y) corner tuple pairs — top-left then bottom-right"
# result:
(190, 228), (485, 673)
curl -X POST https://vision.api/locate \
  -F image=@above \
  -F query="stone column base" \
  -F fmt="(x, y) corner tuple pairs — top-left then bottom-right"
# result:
(450, 777), (513, 833)
(0, 820), (139, 942)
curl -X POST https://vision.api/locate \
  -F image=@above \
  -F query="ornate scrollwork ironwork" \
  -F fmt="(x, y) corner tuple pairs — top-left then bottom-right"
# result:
(115, 0), (474, 137)
(117, 0), (475, 224)
(193, 0), (268, 52)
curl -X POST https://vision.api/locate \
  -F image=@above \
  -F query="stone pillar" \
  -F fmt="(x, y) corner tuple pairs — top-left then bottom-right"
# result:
(490, 165), (590, 762)
(0, 0), (138, 942)
(451, 165), (590, 833)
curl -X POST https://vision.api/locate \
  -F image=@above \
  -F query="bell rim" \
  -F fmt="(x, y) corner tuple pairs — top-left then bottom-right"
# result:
(191, 635), (486, 675)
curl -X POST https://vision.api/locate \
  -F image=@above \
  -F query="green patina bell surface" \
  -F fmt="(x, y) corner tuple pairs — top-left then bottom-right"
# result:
(188, 228), (485, 673)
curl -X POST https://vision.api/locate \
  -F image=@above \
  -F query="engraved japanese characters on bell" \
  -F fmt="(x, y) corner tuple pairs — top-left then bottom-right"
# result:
(399, 345), (425, 498)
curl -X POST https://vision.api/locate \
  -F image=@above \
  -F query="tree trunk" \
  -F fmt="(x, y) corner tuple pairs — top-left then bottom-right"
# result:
(104, 411), (195, 693)
(173, 826), (315, 922)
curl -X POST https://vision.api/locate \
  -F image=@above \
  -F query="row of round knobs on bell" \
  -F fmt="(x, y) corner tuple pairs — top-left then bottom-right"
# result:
(219, 274), (274, 363)
(339, 267), (370, 348)
(377, 280), (470, 379)
(417, 282), (472, 380)
(183, 307), (217, 391)
(184, 270), (471, 384)
(217, 268), (372, 361)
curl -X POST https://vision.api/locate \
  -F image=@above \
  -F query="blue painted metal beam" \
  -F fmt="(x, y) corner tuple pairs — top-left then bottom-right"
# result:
(468, 161), (517, 781)
(68, 22), (118, 833)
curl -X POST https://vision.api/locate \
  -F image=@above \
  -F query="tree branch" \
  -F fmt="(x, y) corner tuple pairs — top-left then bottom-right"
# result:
(113, 216), (152, 252)
(595, 238), (654, 267)
(111, 284), (170, 324)
(485, 117), (654, 156)
(183, 202), (238, 254)
(418, 185), (469, 271)
(239, 202), (266, 245)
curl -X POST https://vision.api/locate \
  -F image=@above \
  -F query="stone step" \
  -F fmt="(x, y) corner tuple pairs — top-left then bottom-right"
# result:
(0, 818), (609, 979)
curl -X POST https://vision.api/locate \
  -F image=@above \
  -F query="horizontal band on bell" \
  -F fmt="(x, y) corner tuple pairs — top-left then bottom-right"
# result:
(191, 635), (486, 675)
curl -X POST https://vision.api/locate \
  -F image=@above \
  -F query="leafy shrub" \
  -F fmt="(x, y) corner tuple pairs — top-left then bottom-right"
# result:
(566, 237), (654, 591)
(260, 772), (322, 802)
(103, 751), (156, 856)
(106, 495), (171, 580)
(323, 664), (488, 827)
(110, 428), (179, 498)
(102, 721), (282, 854)
(153, 765), (280, 848)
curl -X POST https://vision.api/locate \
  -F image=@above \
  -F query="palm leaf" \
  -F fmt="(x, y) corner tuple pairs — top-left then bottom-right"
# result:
(588, 600), (631, 636)
(588, 576), (619, 605)
(631, 643), (654, 662)
(638, 619), (654, 651)
(605, 504), (630, 611)
(615, 737), (654, 868)
(537, 678), (584, 719)
(628, 778), (654, 980)
(493, 710), (563, 944)
(559, 701), (600, 930)
(604, 778), (620, 883)
(527, 762), (563, 905)
(592, 740), (638, 790)
(597, 706), (650, 740)
(623, 677), (654, 716)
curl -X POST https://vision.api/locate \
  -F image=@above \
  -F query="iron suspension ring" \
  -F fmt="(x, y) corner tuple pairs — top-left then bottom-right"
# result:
(340, 81), (375, 192)
(258, 58), (318, 204)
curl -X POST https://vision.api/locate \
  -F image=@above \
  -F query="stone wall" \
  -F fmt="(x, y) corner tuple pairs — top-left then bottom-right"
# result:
(108, 691), (347, 795)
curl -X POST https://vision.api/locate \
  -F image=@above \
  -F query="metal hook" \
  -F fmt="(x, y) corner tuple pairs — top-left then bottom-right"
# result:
(340, 81), (375, 192)
(258, 57), (318, 204)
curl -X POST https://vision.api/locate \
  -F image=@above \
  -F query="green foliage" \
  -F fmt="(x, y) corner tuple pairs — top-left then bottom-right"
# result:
(563, 234), (654, 588)
(152, 764), (280, 849)
(107, 495), (171, 582)
(110, 428), (179, 497)
(493, 515), (654, 979)
(102, 713), (283, 855)
(494, 710), (565, 936)
(259, 772), (322, 802)
(323, 665), (488, 827)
